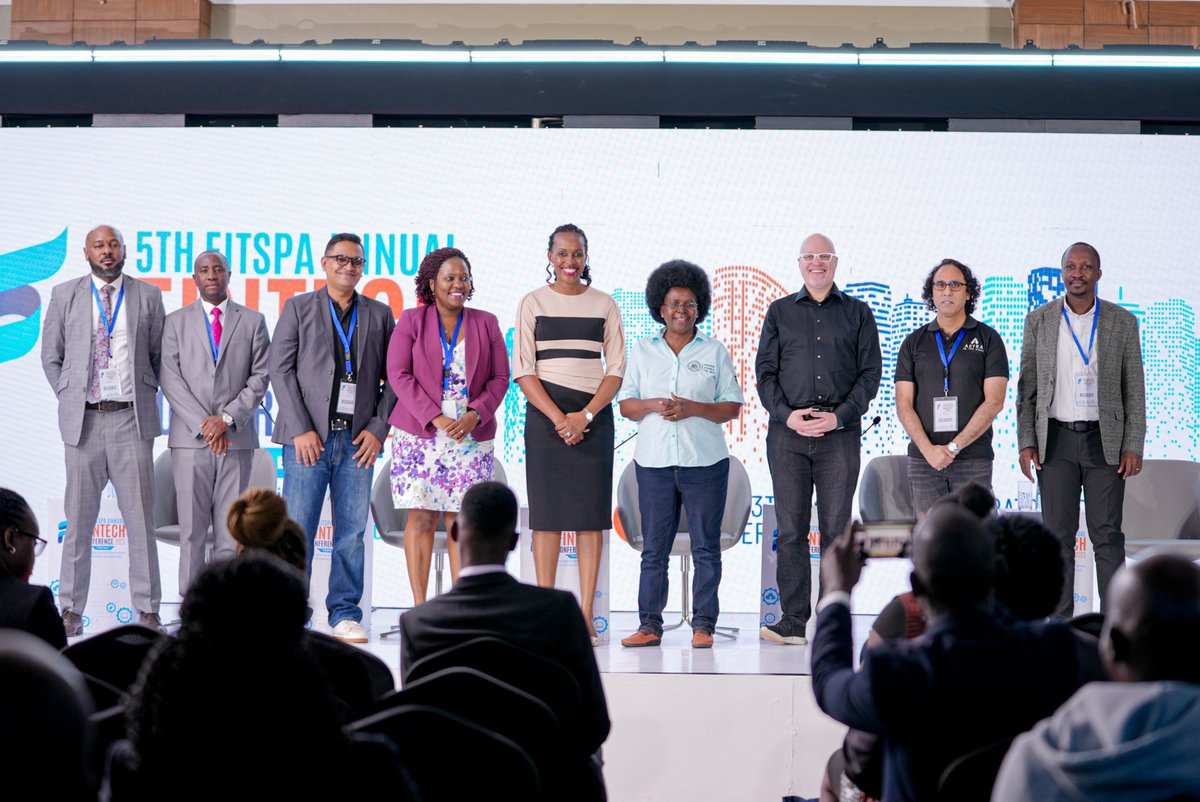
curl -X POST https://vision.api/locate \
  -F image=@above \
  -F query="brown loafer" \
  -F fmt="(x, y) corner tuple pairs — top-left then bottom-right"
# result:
(620, 630), (662, 648)
(62, 610), (83, 638)
(691, 631), (714, 649)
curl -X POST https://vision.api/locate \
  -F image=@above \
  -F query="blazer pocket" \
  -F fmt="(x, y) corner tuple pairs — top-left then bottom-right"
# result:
(141, 370), (157, 387)
(57, 375), (70, 392)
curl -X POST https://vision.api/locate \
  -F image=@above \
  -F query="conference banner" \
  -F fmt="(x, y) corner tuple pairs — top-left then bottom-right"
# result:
(2, 128), (1196, 619)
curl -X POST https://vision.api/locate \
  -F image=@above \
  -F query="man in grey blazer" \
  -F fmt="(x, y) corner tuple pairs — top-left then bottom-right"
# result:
(41, 225), (165, 636)
(1017, 242), (1145, 619)
(268, 233), (395, 642)
(160, 250), (270, 593)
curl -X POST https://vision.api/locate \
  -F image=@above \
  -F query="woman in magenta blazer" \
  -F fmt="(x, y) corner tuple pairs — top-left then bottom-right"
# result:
(387, 248), (510, 603)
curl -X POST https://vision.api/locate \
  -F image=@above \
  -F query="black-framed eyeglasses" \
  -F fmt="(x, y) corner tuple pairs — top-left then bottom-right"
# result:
(325, 254), (366, 269)
(932, 280), (967, 292)
(9, 528), (46, 557)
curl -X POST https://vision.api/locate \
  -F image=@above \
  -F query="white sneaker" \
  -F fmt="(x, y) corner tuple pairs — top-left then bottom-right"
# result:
(331, 620), (368, 643)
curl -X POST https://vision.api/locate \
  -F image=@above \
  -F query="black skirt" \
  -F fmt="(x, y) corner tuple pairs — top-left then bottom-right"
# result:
(524, 381), (614, 531)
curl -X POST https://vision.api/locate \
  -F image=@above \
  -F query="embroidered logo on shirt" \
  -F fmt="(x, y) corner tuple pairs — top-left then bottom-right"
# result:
(962, 337), (985, 353)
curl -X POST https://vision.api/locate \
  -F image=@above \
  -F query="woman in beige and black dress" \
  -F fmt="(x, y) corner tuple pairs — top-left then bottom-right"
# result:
(513, 223), (625, 644)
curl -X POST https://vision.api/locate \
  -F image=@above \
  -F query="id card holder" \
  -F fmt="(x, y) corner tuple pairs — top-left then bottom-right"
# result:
(98, 366), (122, 397)
(933, 396), (959, 432)
(441, 399), (459, 420)
(1074, 374), (1098, 408)
(337, 381), (357, 415)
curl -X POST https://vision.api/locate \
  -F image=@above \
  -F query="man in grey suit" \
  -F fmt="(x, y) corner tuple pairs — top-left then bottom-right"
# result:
(41, 225), (165, 636)
(268, 233), (395, 642)
(1017, 242), (1145, 619)
(160, 250), (270, 593)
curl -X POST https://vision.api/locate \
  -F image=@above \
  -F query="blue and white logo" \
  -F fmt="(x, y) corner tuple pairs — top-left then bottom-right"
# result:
(593, 616), (609, 635)
(762, 587), (780, 605)
(0, 229), (68, 364)
(116, 607), (134, 625)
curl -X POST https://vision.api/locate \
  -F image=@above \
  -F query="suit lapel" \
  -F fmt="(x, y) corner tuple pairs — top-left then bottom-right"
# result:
(74, 276), (93, 348)
(464, 307), (481, 390)
(1096, 299), (1116, 390)
(123, 276), (140, 366)
(425, 304), (445, 383)
(354, 293), (370, 376)
(1041, 298), (1064, 388)
(216, 301), (243, 371)
(316, 290), (335, 362)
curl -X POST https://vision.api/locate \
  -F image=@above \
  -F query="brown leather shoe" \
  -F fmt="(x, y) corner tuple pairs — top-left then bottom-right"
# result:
(691, 631), (714, 649)
(62, 610), (83, 638)
(620, 630), (662, 648)
(138, 612), (164, 633)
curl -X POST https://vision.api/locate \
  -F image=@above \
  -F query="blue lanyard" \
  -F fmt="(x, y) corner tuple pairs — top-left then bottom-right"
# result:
(438, 311), (464, 391)
(1061, 302), (1098, 367)
(202, 306), (220, 364)
(328, 297), (357, 377)
(935, 327), (966, 396)
(91, 282), (125, 358)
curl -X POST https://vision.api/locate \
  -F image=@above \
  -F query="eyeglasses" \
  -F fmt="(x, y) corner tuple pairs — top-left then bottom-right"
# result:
(799, 253), (836, 263)
(932, 280), (967, 292)
(663, 301), (699, 311)
(9, 529), (46, 557)
(325, 254), (366, 269)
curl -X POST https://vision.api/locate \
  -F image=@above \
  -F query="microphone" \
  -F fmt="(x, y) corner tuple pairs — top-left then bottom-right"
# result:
(862, 415), (882, 436)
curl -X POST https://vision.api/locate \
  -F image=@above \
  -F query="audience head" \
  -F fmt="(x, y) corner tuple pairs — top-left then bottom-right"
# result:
(0, 488), (41, 583)
(927, 481), (996, 521)
(911, 502), (994, 617)
(990, 514), (1064, 621)
(450, 482), (520, 567)
(0, 630), (93, 797)
(1101, 554), (1200, 684)
(227, 488), (307, 574)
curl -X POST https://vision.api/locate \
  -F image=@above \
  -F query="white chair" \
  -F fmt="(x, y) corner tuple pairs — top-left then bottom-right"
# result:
(370, 457), (508, 638)
(152, 448), (278, 548)
(1120, 458), (1200, 559)
(859, 454), (915, 523)
(615, 456), (752, 640)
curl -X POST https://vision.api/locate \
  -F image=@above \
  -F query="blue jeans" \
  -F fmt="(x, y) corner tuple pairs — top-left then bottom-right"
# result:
(635, 459), (729, 635)
(283, 429), (373, 626)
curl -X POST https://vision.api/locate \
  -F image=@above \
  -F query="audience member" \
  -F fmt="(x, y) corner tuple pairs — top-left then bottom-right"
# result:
(0, 629), (93, 801)
(993, 554), (1200, 802)
(812, 503), (1093, 802)
(399, 481), (611, 756)
(226, 487), (308, 574)
(118, 554), (410, 799)
(0, 488), (66, 649)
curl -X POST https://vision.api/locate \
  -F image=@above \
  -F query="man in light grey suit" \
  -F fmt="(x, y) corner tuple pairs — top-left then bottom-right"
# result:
(41, 225), (165, 636)
(160, 250), (270, 593)
(269, 233), (396, 643)
(1017, 242), (1145, 619)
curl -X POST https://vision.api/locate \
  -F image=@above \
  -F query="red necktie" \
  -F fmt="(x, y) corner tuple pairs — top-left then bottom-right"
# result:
(211, 307), (223, 350)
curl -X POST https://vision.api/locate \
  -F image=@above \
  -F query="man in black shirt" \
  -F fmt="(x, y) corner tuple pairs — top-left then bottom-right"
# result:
(895, 259), (1008, 513)
(756, 233), (882, 644)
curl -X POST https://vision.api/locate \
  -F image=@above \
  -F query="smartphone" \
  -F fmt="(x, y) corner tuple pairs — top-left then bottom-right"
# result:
(852, 521), (915, 559)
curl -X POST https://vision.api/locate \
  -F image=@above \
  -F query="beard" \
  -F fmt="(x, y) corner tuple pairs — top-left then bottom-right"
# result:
(89, 255), (125, 281)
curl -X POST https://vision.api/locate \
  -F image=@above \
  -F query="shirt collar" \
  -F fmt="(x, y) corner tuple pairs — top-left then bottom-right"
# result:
(324, 289), (358, 317)
(91, 273), (124, 294)
(794, 283), (844, 303)
(201, 298), (229, 318)
(1062, 296), (1098, 317)
(652, 327), (708, 344)
(457, 564), (511, 579)
(924, 315), (979, 333)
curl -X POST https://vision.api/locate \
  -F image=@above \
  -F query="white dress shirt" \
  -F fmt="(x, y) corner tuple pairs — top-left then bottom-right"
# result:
(91, 273), (132, 401)
(1049, 298), (1100, 423)
(200, 298), (229, 357)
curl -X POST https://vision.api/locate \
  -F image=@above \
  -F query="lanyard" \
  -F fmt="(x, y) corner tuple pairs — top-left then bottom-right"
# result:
(328, 297), (357, 377)
(91, 282), (125, 358)
(202, 307), (220, 364)
(438, 311), (464, 391)
(1062, 302), (1098, 367)
(935, 327), (966, 396)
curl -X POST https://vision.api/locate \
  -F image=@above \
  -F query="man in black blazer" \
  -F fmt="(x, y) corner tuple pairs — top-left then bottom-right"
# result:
(268, 233), (396, 643)
(811, 504), (1093, 802)
(399, 482), (610, 757)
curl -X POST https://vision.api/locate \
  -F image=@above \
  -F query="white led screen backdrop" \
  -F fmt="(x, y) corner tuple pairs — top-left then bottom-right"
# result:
(1, 128), (1197, 614)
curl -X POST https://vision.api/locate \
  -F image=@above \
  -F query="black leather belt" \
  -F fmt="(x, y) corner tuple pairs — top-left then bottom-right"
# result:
(329, 419), (350, 431)
(1050, 419), (1100, 433)
(85, 401), (133, 413)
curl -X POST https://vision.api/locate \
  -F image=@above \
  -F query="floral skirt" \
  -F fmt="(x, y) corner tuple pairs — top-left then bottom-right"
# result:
(390, 428), (495, 512)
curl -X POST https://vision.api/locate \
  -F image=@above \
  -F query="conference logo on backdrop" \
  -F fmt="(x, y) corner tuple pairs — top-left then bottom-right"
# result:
(0, 229), (68, 363)
(315, 521), (334, 555)
(92, 517), (127, 552)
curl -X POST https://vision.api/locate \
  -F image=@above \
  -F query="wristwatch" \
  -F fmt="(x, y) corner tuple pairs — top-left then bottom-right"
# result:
(583, 409), (594, 422)
(221, 413), (234, 426)
(947, 442), (960, 456)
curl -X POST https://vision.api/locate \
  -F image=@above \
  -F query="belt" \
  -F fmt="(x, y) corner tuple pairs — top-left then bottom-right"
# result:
(1050, 419), (1100, 433)
(329, 419), (350, 431)
(85, 400), (133, 413)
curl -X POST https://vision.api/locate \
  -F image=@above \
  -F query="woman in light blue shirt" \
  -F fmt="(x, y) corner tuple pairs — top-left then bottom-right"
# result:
(617, 260), (743, 649)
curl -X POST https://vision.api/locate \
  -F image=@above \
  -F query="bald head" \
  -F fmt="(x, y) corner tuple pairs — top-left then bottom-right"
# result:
(911, 503), (994, 616)
(801, 233), (835, 255)
(83, 225), (126, 282)
(1101, 555), (1200, 684)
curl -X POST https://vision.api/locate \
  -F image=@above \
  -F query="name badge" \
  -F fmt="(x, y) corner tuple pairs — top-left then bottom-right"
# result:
(933, 396), (959, 432)
(1074, 374), (1098, 408)
(98, 367), (122, 397)
(337, 381), (356, 415)
(442, 398), (460, 420)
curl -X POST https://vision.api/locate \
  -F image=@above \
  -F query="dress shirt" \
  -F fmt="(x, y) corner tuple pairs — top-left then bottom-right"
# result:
(327, 290), (359, 426)
(1049, 298), (1100, 423)
(756, 284), (882, 429)
(200, 298), (229, 354)
(617, 329), (744, 468)
(91, 273), (132, 401)
(457, 564), (511, 579)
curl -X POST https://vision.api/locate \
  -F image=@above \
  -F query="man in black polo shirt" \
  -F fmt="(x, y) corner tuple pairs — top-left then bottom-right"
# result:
(895, 259), (1008, 513)
(756, 233), (882, 645)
